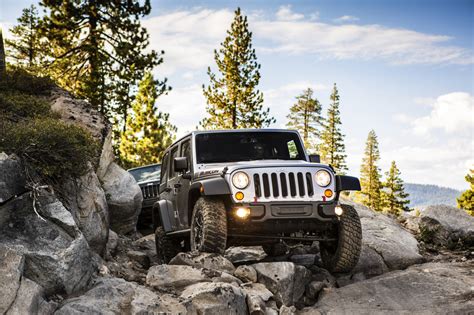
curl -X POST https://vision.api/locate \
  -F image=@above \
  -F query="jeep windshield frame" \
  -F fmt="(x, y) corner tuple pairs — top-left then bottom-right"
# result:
(195, 131), (307, 164)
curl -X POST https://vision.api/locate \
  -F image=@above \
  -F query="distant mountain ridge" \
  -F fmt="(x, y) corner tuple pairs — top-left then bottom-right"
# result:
(404, 183), (461, 209)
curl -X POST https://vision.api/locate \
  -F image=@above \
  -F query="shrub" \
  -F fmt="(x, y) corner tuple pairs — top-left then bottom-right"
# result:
(0, 92), (54, 119)
(0, 68), (54, 95)
(0, 117), (99, 181)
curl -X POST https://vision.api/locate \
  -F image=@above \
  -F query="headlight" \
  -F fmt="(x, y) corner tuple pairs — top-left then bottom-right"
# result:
(232, 171), (250, 189)
(315, 170), (331, 187)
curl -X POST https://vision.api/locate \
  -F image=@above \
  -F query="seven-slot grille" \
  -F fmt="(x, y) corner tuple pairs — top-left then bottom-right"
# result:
(140, 183), (159, 199)
(253, 171), (315, 200)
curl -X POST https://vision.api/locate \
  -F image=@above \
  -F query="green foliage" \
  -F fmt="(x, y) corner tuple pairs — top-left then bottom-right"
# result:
(286, 88), (323, 153)
(0, 92), (53, 119)
(382, 161), (410, 216)
(119, 72), (176, 169)
(356, 130), (383, 211)
(5, 5), (44, 72)
(319, 83), (347, 174)
(201, 8), (275, 129)
(0, 68), (53, 95)
(457, 169), (474, 216)
(0, 29), (6, 77)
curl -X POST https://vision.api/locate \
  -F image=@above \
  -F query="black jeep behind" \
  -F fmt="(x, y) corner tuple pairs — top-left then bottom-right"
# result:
(152, 129), (362, 272)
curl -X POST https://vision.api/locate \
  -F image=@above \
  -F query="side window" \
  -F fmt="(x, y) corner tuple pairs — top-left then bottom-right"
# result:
(181, 139), (192, 172)
(169, 146), (179, 179)
(287, 140), (299, 159)
(161, 152), (169, 184)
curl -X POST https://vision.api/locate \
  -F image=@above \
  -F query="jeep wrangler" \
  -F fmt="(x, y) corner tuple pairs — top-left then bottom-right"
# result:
(152, 129), (362, 272)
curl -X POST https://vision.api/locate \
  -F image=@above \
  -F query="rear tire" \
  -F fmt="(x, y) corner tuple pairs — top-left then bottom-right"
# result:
(155, 226), (181, 264)
(190, 197), (227, 254)
(320, 204), (362, 273)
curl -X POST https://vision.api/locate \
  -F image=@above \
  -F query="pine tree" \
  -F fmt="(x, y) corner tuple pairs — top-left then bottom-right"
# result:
(5, 5), (44, 72)
(119, 72), (176, 169)
(0, 29), (5, 78)
(319, 83), (347, 173)
(457, 169), (474, 216)
(201, 8), (274, 129)
(358, 130), (383, 211)
(39, 0), (163, 116)
(382, 161), (410, 216)
(286, 88), (323, 152)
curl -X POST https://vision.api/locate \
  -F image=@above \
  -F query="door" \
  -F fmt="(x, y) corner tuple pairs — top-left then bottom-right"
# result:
(159, 146), (180, 230)
(176, 138), (192, 228)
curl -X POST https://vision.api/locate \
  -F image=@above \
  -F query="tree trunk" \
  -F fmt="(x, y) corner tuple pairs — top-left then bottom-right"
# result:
(0, 28), (6, 78)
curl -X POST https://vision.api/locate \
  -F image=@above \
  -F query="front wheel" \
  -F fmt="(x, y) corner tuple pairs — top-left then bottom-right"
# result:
(320, 204), (362, 273)
(190, 197), (227, 253)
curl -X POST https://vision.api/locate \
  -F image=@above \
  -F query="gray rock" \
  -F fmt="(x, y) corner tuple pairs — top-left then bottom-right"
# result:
(225, 246), (267, 264)
(101, 162), (142, 234)
(234, 265), (258, 283)
(290, 254), (315, 267)
(351, 244), (389, 278)
(96, 131), (114, 180)
(308, 266), (336, 288)
(279, 305), (297, 315)
(0, 153), (26, 205)
(0, 247), (24, 314)
(62, 168), (109, 255)
(6, 278), (55, 315)
(105, 229), (119, 257)
(420, 205), (474, 249)
(313, 262), (474, 314)
(170, 251), (236, 273)
(181, 282), (247, 315)
(146, 264), (212, 291)
(253, 262), (311, 307)
(305, 281), (325, 300)
(241, 282), (274, 302)
(56, 277), (187, 314)
(127, 250), (150, 268)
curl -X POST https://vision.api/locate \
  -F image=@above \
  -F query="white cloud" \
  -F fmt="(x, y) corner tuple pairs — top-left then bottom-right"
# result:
(276, 5), (304, 21)
(334, 15), (360, 23)
(412, 92), (474, 135)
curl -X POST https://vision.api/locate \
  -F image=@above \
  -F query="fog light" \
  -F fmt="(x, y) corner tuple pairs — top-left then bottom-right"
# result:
(235, 207), (251, 219)
(335, 205), (344, 216)
(324, 189), (333, 198)
(235, 192), (244, 200)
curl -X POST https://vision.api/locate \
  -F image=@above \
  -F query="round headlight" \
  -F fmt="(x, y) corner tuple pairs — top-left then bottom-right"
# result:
(315, 170), (331, 187)
(232, 171), (250, 189)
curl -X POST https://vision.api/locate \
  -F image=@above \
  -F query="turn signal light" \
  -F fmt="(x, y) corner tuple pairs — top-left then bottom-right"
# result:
(324, 189), (333, 198)
(235, 191), (244, 200)
(235, 207), (251, 219)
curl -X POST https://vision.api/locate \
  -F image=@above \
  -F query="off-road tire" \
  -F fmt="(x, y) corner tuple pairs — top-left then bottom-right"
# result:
(262, 242), (288, 257)
(320, 204), (362, 273)
(155, 226), (181, 264)
(190, 197), (227, 254)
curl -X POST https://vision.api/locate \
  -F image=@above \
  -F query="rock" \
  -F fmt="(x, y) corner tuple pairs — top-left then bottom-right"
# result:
(241, 282), (274, 303)
(127, 250), (150, 268)
(305, 281), (325, 300)
(41, 200), (80, 238)
(96, 131), (114, 180)
(344, 200), (424, 270)
(419, 205), (474, 249)
(0, 247), (24, 314)
(6, 278), (55, 315)
(225, 246), (267, 264)
(290, 254), (315, 267)
(311, 262), (474, 314)
(234, 265), (258, 283)
(106, 229), (119, 257)
(56, 277), (187, 314)
(0, 153), (26, 205)
(169, 251), (236, 273)
(62, 168), (109, 255)
(280, 305), (297, 315)
(246, 294), (266, 315)
(146, 264), (212, 291)
(181, 282), (247, 315)
(101, 162), (142, 234)
(403, 215), (420, 234)
(351, 244), (389, 278)
(252, 262), (311, 307)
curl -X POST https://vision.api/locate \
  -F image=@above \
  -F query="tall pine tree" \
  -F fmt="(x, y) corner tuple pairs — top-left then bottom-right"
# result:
(457, 169), (474, 216)
(286, 88), (323, 152)
(119, 72), (176, 169)
(5, 5), (44, 72)
(382, 161), (410, 216)
(358, 130), (383, 211)
(201, 8), (274, 129)
(39, 0), (163, 116)
(319, 83), (347, 173)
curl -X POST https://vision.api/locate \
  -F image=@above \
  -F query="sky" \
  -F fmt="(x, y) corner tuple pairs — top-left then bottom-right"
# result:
(1, 0), (473, 189)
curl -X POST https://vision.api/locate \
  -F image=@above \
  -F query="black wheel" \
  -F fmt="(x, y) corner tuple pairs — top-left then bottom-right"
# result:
(262, 242), (288, 257)
(190, 197), (227, 253)
(320, 204), (362, 273)
(155, 226), (182, 264)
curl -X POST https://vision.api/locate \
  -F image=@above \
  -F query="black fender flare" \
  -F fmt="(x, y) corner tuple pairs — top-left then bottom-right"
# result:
(187, 176), (231, 221)
(336, 175), (361, 192)
(152, 200), (174, 232)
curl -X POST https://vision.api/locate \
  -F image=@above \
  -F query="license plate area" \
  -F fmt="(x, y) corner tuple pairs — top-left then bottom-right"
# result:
(271, 204), (312, 216)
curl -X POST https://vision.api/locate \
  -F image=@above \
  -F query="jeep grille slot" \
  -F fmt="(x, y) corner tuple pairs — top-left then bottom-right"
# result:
(271, 173), (279, 197)
(254, 174), (262, 197)
(280, 173), (288, 197)
(306, 172), (314, 196)
(140, 183), (159, 199)
(262, 173), (271, 197)
(297, 172), (305, 196)
(288, 172), (297, 197)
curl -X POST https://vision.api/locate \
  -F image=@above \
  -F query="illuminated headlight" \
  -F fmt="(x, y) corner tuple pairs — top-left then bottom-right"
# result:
(315, 170), (331, 187)
(232, 171), (250, 189)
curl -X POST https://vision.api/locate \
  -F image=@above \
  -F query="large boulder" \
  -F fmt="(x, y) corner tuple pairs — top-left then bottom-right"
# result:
(101, 162), (142, 234)
(56, 277), (187, 314)
(419, 205), (474, 249)
(305, 262), (474, 314)
(0, 247), (24, 314)
(0, 153), (26, 204)
(6, 278), (55, 315)
(170, 251), (236, 274)
(225, 246), (267, 264)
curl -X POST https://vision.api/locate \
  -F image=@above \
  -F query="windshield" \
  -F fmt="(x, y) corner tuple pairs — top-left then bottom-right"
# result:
(196, 132), (306, 164)
(128, 164), (161, 183)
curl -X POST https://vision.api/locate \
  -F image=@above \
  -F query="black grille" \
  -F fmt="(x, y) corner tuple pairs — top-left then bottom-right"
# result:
(253, 172), (313, 199)
(140, 183), (159, 199)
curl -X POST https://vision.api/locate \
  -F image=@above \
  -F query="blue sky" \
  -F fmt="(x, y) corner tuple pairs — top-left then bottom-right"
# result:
(1, 0), (473, 189)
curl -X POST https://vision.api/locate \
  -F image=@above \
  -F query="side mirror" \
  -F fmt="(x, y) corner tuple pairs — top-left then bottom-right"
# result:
(174, 157), (188, 172)
(309, 154), (320, 163)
